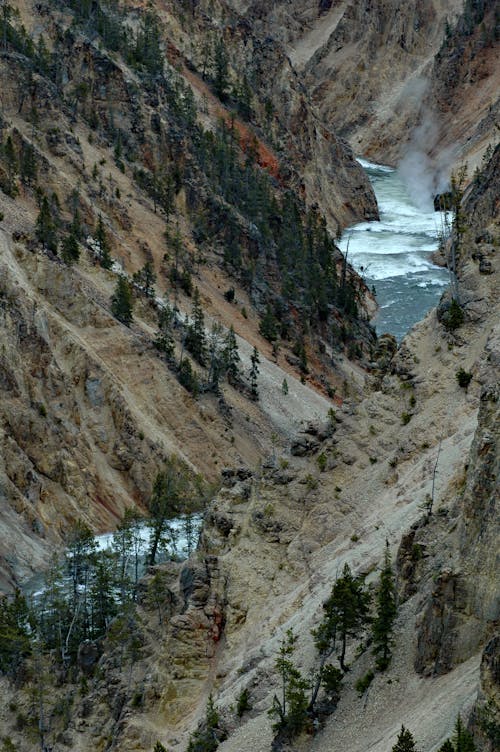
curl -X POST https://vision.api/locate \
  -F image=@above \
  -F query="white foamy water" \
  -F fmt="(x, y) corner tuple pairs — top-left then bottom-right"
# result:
(339, 158), (450, 340)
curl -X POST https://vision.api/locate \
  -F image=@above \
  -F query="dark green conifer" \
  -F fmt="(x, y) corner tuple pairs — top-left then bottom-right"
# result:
(155, 304), (175, 360)
(322, 562), (370, 672)
(223, 325), (240, 383)
(35, 195), (58, 251)
(61, 231), (80, 265)
(392, 725), (418, 752)
(453, 715), (477, 752)
(20, 141), (37, 185)
(133, 260), (156, 297)
(111, 276), (134, 326)
(269, 629), (309, 741)
(185, 287), (207, 365)
(372, 541), (397, 670)
(95, 214), (112, 269)
(213, 38), (229, 101)
(249, 345), (260, 400)
(259, 304), (278, 342)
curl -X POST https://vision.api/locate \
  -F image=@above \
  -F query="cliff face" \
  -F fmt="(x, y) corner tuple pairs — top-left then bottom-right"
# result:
(240, 0), (499, 175)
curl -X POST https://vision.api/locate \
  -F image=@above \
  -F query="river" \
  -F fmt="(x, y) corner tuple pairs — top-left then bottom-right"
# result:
(339, 158), (450, 341)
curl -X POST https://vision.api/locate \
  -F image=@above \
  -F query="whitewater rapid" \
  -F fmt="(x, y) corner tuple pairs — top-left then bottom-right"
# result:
(339, 158), (450, 341)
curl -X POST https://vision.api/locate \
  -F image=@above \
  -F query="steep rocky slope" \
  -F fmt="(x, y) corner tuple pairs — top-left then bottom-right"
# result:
(233, 0), (499, 180)
(0, 1), (498, 751)
(0, 0), (377, 587)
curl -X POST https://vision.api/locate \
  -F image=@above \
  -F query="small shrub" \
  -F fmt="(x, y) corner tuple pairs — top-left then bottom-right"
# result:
(37, 402), (47, 417)
(355, 670), (374, 696)
(223, 287), (235, 303)
(443, 298), (464, 331)
(350, 534), (359, 542)
(305, 474), (318, 490)
(317, 452), (327, 472)
(401, 412), (412, 425)
(130, 690), (143, 708)
(241, 306), (247, 319)
(236, 687), (251, 717)
(369, 456), (377, 465)
(456, 368), (472, 389)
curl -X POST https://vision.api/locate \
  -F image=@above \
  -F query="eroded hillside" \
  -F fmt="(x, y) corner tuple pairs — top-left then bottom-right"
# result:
(0, 2), (498, 752)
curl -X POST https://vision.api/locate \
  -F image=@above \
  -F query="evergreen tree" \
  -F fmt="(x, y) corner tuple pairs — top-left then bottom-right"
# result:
(259, 304), (278, 342)
(222, 325), (240, 383)
(392, 726), (418, 752)
(269, 629), (309, 741)
(111, 276), (134, 326)
(178, 356), (199, 396)
(213, 38), (229, 101)
(453, 715), (477, 752)
(0, 588), (31, 678)
(249, 345), (260, 400)
(95, 214), (112, 269)
(2, 134), (18, 196)
(154, 303), (176, 360)
(187, 694), (225, 752)
(206, 322), (224, 392)
(35, 195), (57, 251)
(322, 563), (370, 672)
(133, 260), (156, 297)
(147, 458), (199, 566)
(439, 741), (455, 752)
(372, 541), (397, 670)
(19, 141), (37, 185)
(185, 287), (207, 365)
(61, 230), (80, 265)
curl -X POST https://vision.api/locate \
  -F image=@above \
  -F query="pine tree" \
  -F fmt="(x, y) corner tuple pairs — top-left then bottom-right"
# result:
(372, 541), (397, 670)
(111, 276), (134, 326)
(95, 214), (112, 269)
(207, 322), (224, 392)
(439, 741), (455, 752)
(259, 304), (278, 342)
(249, 345), (260, 400)
(185, 287), (207, 365)
(453, 715), (477, 752)
(392, 725), (418, 752)
(133, 260), (156, 297)
(20, 141), (37, 185)
(147, 458), (199, 566)
(2, 134), (18, 196)
(0, 588), (31, 677)
(223, 325), (240, 383)
(187, 694), (224, 752)
(35, 195), (57, 251)
(155, 304), (175, 360)
(322, 563), (370, 672)
(61, 230), (80, 265)
(213, 37), (229, 101)
(269, 629), (309, 741)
